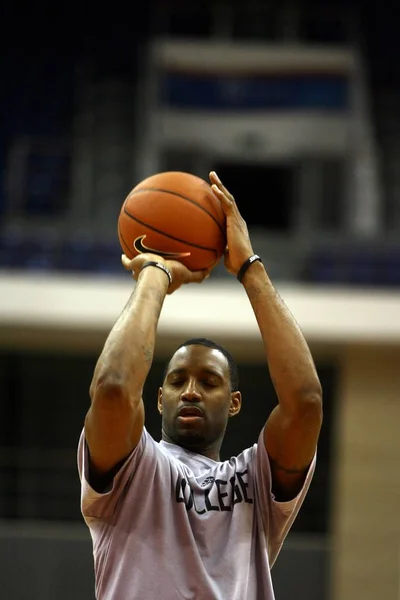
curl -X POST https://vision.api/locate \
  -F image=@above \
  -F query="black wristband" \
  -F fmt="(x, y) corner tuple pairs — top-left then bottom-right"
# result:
(237, 254), (263, 283)
(140, 261), (172, 285)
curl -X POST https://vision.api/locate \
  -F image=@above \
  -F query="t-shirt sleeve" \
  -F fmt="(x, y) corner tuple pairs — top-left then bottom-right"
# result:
(252, 426), (316, 567)
(77, 426), (155, 520)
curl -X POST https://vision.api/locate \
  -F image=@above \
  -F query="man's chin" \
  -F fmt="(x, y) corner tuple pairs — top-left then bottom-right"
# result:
(173, 428), (207, 450)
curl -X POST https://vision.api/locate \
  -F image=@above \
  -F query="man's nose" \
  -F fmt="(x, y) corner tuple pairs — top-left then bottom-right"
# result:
(181, 379), (201, 401)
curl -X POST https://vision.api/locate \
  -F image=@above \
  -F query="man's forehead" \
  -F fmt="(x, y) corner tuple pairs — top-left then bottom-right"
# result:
(169, 345), (227, 370)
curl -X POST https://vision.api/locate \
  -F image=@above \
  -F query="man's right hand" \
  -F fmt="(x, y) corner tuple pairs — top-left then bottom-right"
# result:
(121, 253), (211, 294)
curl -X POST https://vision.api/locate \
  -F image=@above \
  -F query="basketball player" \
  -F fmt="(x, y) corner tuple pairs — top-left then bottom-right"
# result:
(78, 171), (323, 599)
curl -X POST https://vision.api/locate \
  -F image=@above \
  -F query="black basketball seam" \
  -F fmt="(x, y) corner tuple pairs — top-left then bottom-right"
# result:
(123, 206), (219, 255)
(128, 187), (225, 236)
(118, 200), (133, 255)
(118, 220), (134, 257)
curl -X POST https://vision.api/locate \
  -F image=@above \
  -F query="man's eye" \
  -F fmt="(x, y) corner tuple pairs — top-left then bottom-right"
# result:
(202, 380), (217, 387)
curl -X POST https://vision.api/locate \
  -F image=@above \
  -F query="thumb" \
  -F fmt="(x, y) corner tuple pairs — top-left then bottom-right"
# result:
(189, 268), (211, 284)
(121, 254), (134, 270)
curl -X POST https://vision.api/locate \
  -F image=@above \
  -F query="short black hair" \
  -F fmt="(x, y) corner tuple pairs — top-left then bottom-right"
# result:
(163, 337), (239, 391)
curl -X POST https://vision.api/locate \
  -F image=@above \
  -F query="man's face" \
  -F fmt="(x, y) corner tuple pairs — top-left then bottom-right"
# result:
(158, 345), (240, 453)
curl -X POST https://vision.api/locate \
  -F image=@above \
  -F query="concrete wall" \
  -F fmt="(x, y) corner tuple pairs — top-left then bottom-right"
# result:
(330, 344), (400, 600)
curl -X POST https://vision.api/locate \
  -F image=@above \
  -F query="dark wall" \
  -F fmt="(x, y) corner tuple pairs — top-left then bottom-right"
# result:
(0, 348), (336, 534)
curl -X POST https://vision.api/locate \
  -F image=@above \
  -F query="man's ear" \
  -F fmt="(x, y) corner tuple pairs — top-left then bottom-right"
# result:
(229, 391), (242, 417)
(157, 387), (163, 414)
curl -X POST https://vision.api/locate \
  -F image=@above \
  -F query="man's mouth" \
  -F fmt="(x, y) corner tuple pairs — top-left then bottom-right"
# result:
(177, 406), (204, 419)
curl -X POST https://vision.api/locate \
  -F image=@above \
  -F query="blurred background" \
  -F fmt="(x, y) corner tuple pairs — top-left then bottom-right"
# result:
(0, 0), (399, 598)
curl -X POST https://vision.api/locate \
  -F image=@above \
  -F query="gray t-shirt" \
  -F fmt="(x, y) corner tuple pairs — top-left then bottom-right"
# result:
(78, 426), (316, 600)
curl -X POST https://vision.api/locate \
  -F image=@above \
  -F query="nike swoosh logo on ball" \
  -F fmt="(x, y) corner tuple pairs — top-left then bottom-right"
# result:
(133, 235), (191, 258)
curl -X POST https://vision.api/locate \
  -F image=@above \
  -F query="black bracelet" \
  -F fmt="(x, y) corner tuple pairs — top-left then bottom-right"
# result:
(236, 254), (263, 283)
(140, 261), (172, 285)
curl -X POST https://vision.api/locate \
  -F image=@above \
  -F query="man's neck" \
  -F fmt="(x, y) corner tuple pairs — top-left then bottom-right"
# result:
(161, 432), (221, 461)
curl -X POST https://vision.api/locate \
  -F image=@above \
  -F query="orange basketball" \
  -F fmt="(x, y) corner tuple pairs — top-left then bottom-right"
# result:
(117, 171), (226, 271)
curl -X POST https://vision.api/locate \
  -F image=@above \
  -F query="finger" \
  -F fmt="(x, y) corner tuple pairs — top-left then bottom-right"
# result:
(211, 184), (234, 213)
(209, 171), (219, 185)
(121, 254), (134, 270)
(188, 269), (211, 283)
(209, 171), (235, 202)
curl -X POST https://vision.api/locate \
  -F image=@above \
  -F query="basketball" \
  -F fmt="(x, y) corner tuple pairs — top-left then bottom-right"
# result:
(117, 171), (226, 271)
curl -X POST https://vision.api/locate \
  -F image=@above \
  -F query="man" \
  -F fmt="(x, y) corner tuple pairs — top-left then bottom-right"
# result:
(78, 171), (323, 599)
